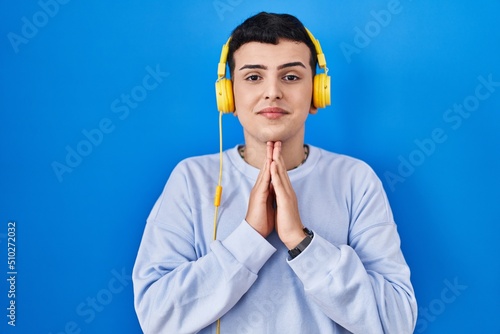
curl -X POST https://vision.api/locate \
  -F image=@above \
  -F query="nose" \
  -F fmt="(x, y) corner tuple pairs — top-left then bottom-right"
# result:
(264, 77), (283, 101)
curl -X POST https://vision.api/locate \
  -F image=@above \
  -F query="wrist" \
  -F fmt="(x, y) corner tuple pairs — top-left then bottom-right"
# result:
(283, 229), (308, 249)
(287, 228), (314, 259)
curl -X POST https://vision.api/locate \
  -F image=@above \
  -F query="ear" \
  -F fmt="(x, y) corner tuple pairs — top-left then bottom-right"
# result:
(309, 105), (318, 115)
(232, 79), (237, 116)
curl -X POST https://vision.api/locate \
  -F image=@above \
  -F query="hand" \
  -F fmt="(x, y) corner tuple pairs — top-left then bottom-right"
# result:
(269, 141), (305, 249)
(245, 142), (276, 238)
(245, 142), (305, 248)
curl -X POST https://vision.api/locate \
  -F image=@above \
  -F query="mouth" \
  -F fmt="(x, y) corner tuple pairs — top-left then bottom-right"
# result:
(257, 107), (289, 119)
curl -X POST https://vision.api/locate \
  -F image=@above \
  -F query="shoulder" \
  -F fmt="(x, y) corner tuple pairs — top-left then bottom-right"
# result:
(175, 151), (220, 171)
(311, 145), (377, 178)
(169, 146), (239, 182)
(306, 145), (386, 195)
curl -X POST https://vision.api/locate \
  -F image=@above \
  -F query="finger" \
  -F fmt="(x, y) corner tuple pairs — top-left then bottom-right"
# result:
(272, 141), (281, 163)
(246, 157), (273, 237)
(267, 183), (277, 213)
(272, 142), (288, 178)
(255, 158), (271, 193)
(270, 160), (289, 200)
(270, 144), (293, 193)
(254, 143), (273, 183)
(267, 141), (274, 163)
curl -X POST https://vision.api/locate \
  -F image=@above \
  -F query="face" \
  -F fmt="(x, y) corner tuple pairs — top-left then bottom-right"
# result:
(232, 39), (317, 146)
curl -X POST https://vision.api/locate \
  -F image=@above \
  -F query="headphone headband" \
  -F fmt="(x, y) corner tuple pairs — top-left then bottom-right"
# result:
(305, 28), (327, 71)
(217, 37), (231, 79)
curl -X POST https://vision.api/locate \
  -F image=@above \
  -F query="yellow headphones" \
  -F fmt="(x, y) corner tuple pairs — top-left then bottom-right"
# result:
(215, 28), (331, 113)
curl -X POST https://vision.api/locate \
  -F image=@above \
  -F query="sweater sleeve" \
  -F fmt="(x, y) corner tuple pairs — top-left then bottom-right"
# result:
(132, 162), (276, 334)
(288, 163), (417, 334)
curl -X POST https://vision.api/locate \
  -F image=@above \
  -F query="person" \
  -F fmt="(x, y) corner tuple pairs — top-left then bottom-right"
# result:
(132, 12), (417, 334)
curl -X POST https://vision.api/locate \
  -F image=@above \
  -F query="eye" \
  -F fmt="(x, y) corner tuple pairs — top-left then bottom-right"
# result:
(283, 74), (300, 81)
(245, 74), (261, 82)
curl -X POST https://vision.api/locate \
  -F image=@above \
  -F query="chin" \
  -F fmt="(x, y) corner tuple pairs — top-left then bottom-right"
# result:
(260, 130), (286, 143)
(260, 135), (283, 144)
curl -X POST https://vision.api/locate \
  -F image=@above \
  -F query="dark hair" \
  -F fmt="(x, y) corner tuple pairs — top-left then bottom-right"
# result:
(227, 12), (317, 77)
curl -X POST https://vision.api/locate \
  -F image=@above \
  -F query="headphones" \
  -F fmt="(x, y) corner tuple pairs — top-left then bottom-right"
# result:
(215, 28), (331, 113)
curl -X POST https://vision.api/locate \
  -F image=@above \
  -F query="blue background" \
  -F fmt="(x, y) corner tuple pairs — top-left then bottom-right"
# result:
(1, 1), (499, 333)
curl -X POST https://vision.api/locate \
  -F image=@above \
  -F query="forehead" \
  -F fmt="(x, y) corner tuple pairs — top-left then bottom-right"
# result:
(232, 40), (312, 69)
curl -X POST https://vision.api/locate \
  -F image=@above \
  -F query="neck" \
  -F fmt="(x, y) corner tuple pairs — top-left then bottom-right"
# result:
(241, 137), (307, 170)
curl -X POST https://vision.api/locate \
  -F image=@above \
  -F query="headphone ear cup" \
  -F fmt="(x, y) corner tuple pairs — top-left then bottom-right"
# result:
(313, 73), (331, 109)
(215, 78), (234, 113)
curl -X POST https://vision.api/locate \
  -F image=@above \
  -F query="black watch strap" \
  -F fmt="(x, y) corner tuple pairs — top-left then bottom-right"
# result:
(288, 228), (314, 259)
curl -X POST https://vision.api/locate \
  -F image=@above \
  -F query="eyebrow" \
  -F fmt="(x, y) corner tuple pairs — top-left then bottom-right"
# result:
(278, 62), (306, 70)
(238, 62), (306, 71)
(239, 64), (267, 70)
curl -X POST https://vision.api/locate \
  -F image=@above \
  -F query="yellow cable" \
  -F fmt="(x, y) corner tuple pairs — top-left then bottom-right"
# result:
(212, 110), (224, 334)
(213, 111), (223, 239)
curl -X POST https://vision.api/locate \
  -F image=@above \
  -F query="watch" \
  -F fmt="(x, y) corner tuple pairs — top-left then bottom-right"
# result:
(288, 228), (314, 259)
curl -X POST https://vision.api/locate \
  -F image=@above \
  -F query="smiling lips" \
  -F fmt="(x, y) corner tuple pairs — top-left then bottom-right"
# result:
(257, 107), (288, 119)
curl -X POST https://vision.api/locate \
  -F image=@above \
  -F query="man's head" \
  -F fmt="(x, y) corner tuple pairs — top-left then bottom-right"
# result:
(216, 12), (330, 146)
(227, 12), (318, 78)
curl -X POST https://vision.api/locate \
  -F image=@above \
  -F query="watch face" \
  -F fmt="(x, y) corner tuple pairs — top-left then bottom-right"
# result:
(288, 232), (313, 259)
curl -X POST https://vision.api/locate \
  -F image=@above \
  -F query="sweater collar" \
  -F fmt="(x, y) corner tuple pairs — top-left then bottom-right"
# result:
(226, 144), (320, 182)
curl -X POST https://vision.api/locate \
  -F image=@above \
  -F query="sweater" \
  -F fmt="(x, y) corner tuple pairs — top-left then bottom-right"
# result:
(133, 145), (417, 333)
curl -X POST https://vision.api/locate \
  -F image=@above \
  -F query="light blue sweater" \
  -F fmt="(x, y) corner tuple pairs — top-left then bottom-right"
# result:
(133, 145), (417, 333)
